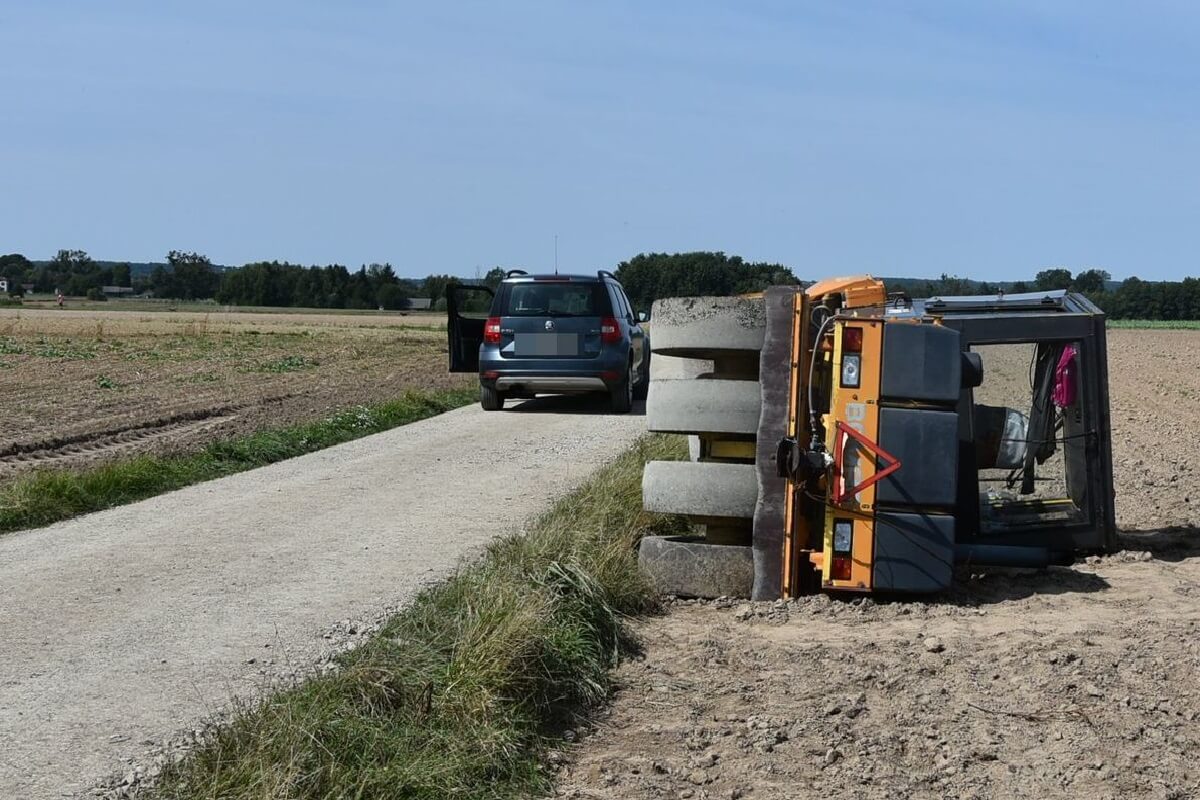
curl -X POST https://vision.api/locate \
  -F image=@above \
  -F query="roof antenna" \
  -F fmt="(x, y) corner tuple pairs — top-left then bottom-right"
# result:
(554, 234), (559, 275)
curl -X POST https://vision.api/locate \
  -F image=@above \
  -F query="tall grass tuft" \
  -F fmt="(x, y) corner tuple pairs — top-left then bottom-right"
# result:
(0, 388), (476, 534)
(150, 434), (688, 800)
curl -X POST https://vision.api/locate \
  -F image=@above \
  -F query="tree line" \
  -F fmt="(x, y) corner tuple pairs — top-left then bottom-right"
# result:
(2, 249), (1198, 320)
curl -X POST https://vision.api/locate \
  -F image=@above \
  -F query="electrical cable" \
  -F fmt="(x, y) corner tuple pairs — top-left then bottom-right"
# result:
(806, 311), (836, 444)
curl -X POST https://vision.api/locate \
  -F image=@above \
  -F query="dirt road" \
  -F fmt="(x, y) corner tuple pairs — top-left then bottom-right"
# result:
(0, 396), (645, 799)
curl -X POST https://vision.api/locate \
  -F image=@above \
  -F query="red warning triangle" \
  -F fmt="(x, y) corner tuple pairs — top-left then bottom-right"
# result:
(832, 420), (902, 504)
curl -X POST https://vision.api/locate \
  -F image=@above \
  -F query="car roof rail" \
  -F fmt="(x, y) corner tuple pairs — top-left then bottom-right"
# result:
(597, 269), (618, 282)
(505, 269), (528, 278)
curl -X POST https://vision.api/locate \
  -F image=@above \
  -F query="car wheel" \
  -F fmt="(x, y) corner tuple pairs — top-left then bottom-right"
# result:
(610, 362), (633, 413)
(480, 383), (504, 411)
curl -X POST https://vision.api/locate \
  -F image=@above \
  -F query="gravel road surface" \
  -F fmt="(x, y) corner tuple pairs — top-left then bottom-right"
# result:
(0, 396), (645, 798)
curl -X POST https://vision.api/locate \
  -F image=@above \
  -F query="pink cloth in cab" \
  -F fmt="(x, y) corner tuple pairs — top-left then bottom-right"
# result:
(1053, 344), (1078, 407)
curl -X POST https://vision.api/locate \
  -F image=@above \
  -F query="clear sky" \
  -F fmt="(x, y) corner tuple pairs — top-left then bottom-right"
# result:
(2, 1), (1196, 281)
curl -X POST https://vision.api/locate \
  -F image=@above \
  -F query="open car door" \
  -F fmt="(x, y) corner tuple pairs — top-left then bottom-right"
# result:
(446, 284), (496, 373)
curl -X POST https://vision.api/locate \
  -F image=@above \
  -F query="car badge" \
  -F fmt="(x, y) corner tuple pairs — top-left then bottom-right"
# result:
(544, 320), (555, 331)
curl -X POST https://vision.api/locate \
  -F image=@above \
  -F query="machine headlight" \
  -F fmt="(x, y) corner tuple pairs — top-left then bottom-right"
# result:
(841, 354), (861, 388)
(833, 520), (853, 554)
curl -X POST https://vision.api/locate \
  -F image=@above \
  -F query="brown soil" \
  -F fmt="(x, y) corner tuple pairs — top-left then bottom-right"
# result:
(556, 329), (1200, 800)
(0, 308), (471, 481)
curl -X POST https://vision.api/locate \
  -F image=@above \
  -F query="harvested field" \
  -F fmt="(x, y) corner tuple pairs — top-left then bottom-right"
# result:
(556, 329), (1200, 800)
(0, 308), (470, 481)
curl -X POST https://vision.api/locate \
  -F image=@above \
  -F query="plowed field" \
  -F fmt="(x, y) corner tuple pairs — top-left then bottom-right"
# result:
(0, 308), (470, 481)
(556, 329), (1200, 800)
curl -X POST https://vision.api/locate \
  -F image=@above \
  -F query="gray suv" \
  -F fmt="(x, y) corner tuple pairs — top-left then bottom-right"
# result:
(447, 270), (649, 412)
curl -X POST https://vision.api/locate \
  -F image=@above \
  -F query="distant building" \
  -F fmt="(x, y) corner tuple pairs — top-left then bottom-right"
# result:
(0, 278), (7, 294)
(404, 297), (432, 311)
(101, 286), (136, 297)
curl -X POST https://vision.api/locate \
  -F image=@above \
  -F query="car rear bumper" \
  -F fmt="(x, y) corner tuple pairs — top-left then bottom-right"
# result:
(494, 375), (609, 393)
(479, 349), (627, 395)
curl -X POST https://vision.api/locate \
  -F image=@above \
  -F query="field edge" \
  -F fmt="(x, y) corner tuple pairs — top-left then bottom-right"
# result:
(0, 387), (477, 535)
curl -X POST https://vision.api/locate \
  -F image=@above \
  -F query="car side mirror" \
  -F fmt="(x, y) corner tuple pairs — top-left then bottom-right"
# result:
(637, 311), (649, 323)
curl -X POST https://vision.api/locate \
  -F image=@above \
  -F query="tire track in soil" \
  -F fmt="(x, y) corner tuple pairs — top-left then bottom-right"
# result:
(0, 409), (242, 478)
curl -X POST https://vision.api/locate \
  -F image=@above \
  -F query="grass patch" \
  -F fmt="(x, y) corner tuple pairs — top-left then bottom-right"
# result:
(259, 354), (317, 373)
(1109, 319), (1200, 330)
(0, 388), (476, 534)
(0, 335), (99, 359)
(147, 434), (687, 800)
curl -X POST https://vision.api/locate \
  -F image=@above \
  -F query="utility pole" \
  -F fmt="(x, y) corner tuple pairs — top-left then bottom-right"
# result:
(554, 235), (559, 275)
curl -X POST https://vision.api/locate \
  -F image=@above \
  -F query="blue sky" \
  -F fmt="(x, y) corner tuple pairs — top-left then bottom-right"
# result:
(1, 2), (1196, 280)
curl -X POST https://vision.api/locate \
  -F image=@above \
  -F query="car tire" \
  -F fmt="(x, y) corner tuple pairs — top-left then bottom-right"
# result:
(480, 383), (504, 411)
(610, 362), (634, 413)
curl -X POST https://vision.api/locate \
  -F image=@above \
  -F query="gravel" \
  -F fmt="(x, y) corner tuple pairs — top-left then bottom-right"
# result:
(0, 395), (645, 799)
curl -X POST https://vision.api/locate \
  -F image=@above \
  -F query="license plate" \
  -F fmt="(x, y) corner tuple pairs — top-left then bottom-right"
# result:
(515, 333), (579, 356)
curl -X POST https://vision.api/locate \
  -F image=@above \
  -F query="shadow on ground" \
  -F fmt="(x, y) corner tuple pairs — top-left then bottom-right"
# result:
(1117, 526), (1200, 561)
(946, 566), (1111, 606)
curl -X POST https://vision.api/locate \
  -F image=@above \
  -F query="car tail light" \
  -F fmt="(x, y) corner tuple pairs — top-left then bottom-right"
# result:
(600, 317), (621, 344)
(483, 317), (501, 344)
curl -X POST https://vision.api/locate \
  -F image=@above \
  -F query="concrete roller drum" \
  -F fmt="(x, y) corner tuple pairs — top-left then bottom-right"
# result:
(648, 355), (716, 460)
(643, 461), (758, 523)
(646, 379), (761, 435)
(648, 354), (713, 381)
(637, 535), (755, 599)
(639, 294), (768, 598)
(650, 296), (767, 359)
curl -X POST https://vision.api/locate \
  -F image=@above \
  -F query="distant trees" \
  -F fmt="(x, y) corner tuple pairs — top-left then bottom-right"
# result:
(150, 251), (220, 300)
(1070, 268), (1111, 294)
(0, 253), (33, 294)
(1034, 268), (1074, 292)
(615, 252), (798, 310)
(8, 246), (1200, 322)
(215, 261), (423, 309)
(111, 262), (131, 287)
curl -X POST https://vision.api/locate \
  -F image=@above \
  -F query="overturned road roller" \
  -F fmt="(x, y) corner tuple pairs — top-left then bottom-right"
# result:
(639, 278), (1118, 599)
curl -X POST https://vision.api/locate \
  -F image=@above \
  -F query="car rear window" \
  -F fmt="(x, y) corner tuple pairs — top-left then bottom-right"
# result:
(502, 282), (609, 317)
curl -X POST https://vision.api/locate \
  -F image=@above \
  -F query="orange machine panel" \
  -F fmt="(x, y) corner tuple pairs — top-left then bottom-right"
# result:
(821, 318), (884, 590)
(805, 275), (886, 309)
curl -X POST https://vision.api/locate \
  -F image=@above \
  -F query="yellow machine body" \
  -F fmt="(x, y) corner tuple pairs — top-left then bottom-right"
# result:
(819, 318), (884, 591)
